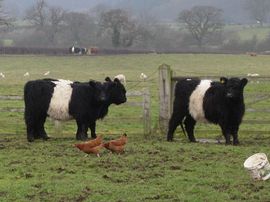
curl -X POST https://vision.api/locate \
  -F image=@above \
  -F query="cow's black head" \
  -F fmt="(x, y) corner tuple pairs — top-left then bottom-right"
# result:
(105, 77), (127, 105)
(89, 80), (108, 103)
(220, 77), (248, 100)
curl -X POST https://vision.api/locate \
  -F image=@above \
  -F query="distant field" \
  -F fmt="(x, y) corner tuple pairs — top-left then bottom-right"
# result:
(0, 54), (270, 201)
(225, 25), (270, 41)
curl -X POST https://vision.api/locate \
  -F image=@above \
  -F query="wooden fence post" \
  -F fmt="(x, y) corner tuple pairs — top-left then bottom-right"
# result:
(142, 88), (151, 136)
(159, 64), (173, 133)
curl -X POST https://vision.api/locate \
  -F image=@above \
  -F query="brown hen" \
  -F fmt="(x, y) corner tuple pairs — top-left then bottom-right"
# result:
(104, 133), (127, 154)
(75, 136), (103, 157)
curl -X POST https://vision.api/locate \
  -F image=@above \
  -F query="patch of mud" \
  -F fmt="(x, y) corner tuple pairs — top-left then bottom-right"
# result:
(0, 192), (7, 197)
(59, 186), (92, 202)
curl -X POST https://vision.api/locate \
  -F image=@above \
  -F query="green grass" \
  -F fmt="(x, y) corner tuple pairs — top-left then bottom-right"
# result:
(0, 54), (270, 201)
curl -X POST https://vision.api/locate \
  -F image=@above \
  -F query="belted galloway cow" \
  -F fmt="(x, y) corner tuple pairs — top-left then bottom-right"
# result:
(24, 77), (126, 142)
(167, 77), (248, 145)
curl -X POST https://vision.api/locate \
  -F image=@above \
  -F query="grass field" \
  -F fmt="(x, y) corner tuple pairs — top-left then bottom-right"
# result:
(225, 25), (270, 41)
(1, 54), (270, 201)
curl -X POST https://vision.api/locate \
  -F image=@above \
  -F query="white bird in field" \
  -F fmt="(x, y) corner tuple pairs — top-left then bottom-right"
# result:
(247, 73), (259, 77)
(140, 73), (147, 81)
(44, 71), (50, 76)
(24, 72), (30, 77)
(0, 72), (5, 78)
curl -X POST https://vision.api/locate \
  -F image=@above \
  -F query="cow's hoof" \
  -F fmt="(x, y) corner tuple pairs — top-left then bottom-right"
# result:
(233, 141), (240, 146)
(27, 137), (34, 142)
(77, 136), (88, 141)
(91, 134), (97, 139)
(76, 134), (83, 140)
(42, 135), (50, 140)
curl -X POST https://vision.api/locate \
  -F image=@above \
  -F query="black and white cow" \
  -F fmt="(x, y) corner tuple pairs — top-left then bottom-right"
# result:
(167, 77), (248, 145)
(24, 77), (126, 142)
(69, 46), (88, 55)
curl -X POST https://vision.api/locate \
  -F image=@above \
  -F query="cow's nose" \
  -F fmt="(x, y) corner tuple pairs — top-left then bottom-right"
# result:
(226, 93), (233, 98)
(100, 95), (106, 101)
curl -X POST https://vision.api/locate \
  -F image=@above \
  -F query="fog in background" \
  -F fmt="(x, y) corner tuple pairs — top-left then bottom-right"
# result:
(1, 0), (270, 52)
(4, 0), (248, 23)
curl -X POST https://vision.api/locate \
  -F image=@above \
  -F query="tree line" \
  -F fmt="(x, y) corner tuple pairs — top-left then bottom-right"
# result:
(1, 0), (270, 52)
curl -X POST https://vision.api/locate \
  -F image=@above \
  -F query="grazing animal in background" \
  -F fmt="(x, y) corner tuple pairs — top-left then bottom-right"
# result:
(140, 73), (147, 81)
(167, 77), (248, 145)
(0, 72), (5, 78)
(75, 136), (103, 157)
(24, 77), (127, 142)
(248, 52), (257, 57)
(114, 74), (126, 85)
(90, 47), (98, 54)
(69, 46), (88, 55)
(104, 133), (127, 154)
(24, 72), (30, 77)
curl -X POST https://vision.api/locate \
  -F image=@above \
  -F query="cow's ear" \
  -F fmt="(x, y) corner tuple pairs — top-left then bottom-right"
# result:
(220, 77), (228, 84)
(105, 77), (112, 82)
(89, 80), (96, 87)
(114, 78), (120, 83)
(241, 78), (248, 87)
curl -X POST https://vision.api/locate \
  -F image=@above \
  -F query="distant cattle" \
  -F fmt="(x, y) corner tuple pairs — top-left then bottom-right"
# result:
(24, 77), (127, 142)
(69, 46), (88, 55)
(246, 52), (257, 57)
(167, 77), (248, 145)
(90, 47), (98, 55)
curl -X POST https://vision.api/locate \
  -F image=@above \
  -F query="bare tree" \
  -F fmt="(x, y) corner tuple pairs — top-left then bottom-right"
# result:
(0, 0), (12, 27)
(178, 6), (224, 47)
(244, 0), (270, 26)
(99, 9), (138, 48)
(47, 6), (65, 44)
(63, 12), (97, 46)
(25, 0), (48, 29)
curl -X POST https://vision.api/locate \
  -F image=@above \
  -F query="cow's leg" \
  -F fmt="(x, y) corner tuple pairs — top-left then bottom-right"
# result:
(75, 120), (88, 140)
(75, 126), (81, 140)
(184, 115), (196, 142)
(25, 112), (36, 142)
(231, 124), (240, 145)
(82, 124), (88, 140)
(26, 123), (35, 142)
(232, 133), (239, 145)
(89, 121), (97, 139)
(220, 123), (231, 145)
(167, 112), (184, 141)
(37, 114), (49, 140)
